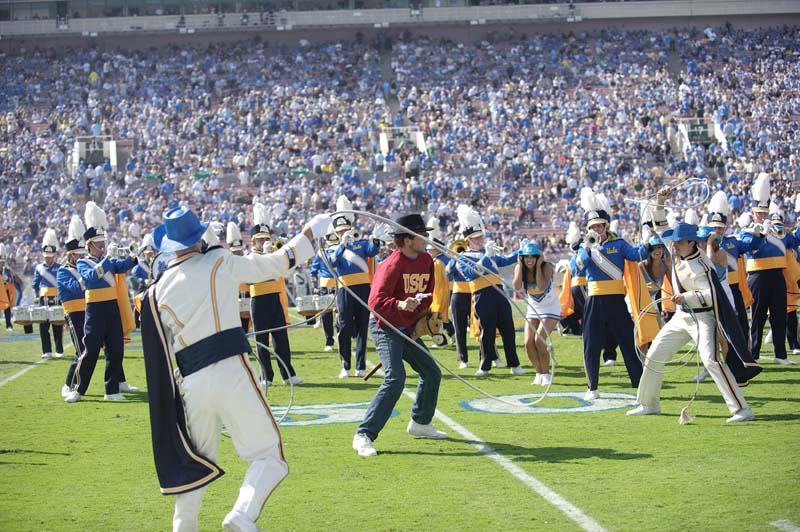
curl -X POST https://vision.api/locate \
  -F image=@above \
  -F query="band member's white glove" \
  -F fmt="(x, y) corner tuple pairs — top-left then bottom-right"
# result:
(750, 223), (764, 237)
(484, 240), (496, 257)
(306, 214), (333, 239)
(584, 230), (600, 249)
(341, 231), (355, 247)
(371, 223), (392, 243)
(107, 243), (119, 259)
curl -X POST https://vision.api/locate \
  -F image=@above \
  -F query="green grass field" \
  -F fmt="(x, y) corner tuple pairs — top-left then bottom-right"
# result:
(1, 318), (799, 532)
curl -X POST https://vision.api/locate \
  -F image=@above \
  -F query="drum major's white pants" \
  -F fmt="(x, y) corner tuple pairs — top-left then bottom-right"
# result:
(173, 355), (289, 532)
(637, 311), (748, 415)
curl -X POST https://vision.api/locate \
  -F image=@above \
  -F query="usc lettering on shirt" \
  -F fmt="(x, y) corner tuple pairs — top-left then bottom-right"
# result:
(403, 273), (430, 294)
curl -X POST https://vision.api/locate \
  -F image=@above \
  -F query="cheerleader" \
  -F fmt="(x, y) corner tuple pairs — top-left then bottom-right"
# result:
(513, 242), (559, 385)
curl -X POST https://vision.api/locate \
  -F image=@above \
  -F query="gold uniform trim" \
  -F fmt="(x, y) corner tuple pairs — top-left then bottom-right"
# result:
(337, 272), (371, 286)
(451, 281), (471, 294)
(210, 257), (224, 332)
(319, 277), (337, 289)
(40, 286), (58, 297)
(250, 279), (283, 297)
(86, 286), (117, 303)
(469, 274), (501, 293)
(572, 276), (587, 287)
(587, 280), (626, 296)
(62, 298), (86, 314)
(745, 256), (787, 272)
(158, 304), (185, 328)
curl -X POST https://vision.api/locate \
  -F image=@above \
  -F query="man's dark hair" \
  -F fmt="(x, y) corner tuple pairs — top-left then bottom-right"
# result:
(393, 234), (413, 248)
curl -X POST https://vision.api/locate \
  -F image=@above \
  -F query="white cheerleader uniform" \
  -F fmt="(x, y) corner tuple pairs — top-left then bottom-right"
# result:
(524, 279), (562, 321)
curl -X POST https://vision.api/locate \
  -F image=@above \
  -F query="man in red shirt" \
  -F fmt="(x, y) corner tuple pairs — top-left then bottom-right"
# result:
(353, 214), (448, 457)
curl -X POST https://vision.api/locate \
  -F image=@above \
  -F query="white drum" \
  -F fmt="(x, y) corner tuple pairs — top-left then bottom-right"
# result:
(238, 297), (251, 318)
(11, 306), (33, 326)
(296, 296), (317, 317)
(47, 306), (66, 325)
(29, 306), (49, 324)
(314, 294), (335, 312)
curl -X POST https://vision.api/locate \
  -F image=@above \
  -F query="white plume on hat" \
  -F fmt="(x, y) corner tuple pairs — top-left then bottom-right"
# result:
(565, 221), (581, 245)
(609, 220), (619, 233)
(595, 193), (611, 214)
(335, 195), (355, 224)
(752, 172), (770, 203)
(68, 215), (86, 244)
(456, 204), (483, 236)
(85, 201), (108, 231)
(700, 213), (710, 226)
(253, 203), (272, 228)
(140, 233), (155, 250)
(707, 190), (730, 216)
(684, 208), (700, 225)
(580, 187), (600, 212)
(737, 212), (753, 229)
(202, 222), (222, 247)
(226, 222), (243, 245)
(768, 201), (781, 215)
(0, 243), (7, 260)
(427, 215), (443, 241)
(42, 228), (59, 250)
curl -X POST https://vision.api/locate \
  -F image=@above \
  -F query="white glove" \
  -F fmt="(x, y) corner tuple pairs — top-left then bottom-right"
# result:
(372, 222), (392, 243)
(340, 231), (355, 247)
(306, 214), (333, 239)
(750, 223), (764, 237)
(762, 220), (772, 235)
(484, 240), (496, 257)
(584, 230), (600, 250)
(641, 224), (653, 243)
(107, 243), (119, 258)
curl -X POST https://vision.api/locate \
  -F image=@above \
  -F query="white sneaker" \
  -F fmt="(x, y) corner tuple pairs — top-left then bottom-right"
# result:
(53, 352), (64, 359)
(41, 352), (52, 359)
(104, 393), (127, 401)
(765, 330), (773, 344)
(407, 420), (447, 439)
(313, 321), (322, 329)
(222, 510), (260, 532)
(260, 379), (272, 387)
(773, 357), (798, 365)
(6, 326), (12, 331)
(338, 368), (350, 379)
(474, 369), (489, 378)
(64, 391), (82, 403)
(493, 358), (507, 368)
(118, 382), (139, 393)
(355, 369), (367, 378)
(626, 405), (661, 416)
(692, 368), (710, 382)
(352, 433), (377, 457)
(793, 348), (800, 355)
(510, 366), (526, 375)
(61, 384), (70, 398)
(603, 359), (617, 366)
(583, 389), (599, 401)
(324, 345), (334, 352)
(458, 361), (468, 369)
(726, 408), (755, 423)
(542, 373), (552, 385)
(283, 375), (304, 385)
(532, 374), (543, 385)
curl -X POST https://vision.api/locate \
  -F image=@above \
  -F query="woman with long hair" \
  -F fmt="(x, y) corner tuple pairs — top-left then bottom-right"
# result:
(513, 242), (559, 386)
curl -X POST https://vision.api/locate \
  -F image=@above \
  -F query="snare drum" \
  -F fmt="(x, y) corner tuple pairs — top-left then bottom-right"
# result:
(29, 306), (49, 324)
(314, 294), (335, 313)
(11, 306), (33, 326)
(296, 296), (317, 317)
(238, 297), (251, 318)
(47, 306), (66, 326)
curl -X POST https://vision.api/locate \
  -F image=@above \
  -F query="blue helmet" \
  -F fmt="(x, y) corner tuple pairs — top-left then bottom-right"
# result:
(520, 242), (541, 256)
(697, 225), (721, 244)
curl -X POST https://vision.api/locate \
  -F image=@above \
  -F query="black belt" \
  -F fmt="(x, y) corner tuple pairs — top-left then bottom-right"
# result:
(681, 305), (713, 313)
(175, 327), (252, 377)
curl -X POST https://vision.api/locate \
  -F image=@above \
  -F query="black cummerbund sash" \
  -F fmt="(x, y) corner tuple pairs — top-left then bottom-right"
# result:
(175, 328), (253, 377)
(681, 305), (713, 313)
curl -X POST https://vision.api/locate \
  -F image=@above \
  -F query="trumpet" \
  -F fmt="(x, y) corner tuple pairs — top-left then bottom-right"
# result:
(114, 242), (138, 259)
(769, 224), (787, 238)
(450, 239), (467, 254)
(585, 229), (600, 248)
(265, 238), (286, 253)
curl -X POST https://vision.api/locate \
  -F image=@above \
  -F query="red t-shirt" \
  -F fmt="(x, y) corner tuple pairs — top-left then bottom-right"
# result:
(368, 248), (435, 329)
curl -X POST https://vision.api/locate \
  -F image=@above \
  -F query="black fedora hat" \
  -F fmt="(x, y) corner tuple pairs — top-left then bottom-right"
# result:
(390, 213), (434, 236)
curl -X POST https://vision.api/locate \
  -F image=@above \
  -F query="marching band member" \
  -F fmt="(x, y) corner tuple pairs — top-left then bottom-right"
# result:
(249, 203), (302, 386)
(64, 202), (139, 403)
(558, 222), (584, 336)
(131, 234), (157, 328)
(628, 188), (755, 423)
(739, 173), (800, 364)
(576, 188), (651, 400)
(328, 195), (382, 378)
(445, 236), (471, 368)
(57, 215), (88, 397)
(32, 228), (64, 359)
(425, 217), (453, 347)
(309, 224), (339, 352)
(455, 205), (524, 377)
(139, 205), (330, 532)
(226, 222), (252, 333)
(352, 214), (446, 457)
(0, 244), (23, 331)
(513, 242), (557, 386)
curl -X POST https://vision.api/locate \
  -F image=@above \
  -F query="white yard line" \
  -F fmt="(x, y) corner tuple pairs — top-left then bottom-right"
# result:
(771, 520), (800, 532)
(367, 360), (608, 532)
(0, 359), (49, 388)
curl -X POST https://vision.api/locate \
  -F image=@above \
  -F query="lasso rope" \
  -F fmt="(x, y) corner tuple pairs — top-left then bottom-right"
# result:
(322, 208), (558, 408)
(633, 296), (701, 374)
(624, 178), (711, 209)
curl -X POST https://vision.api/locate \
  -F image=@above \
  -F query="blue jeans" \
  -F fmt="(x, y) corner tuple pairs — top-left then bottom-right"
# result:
(357, 320), (442, 442)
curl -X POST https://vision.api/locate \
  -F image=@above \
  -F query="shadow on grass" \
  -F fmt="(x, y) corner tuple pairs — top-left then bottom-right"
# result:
(300, 382), (376, 391)
(0, 449), (71, 456)
(380, 441), (653, 462)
